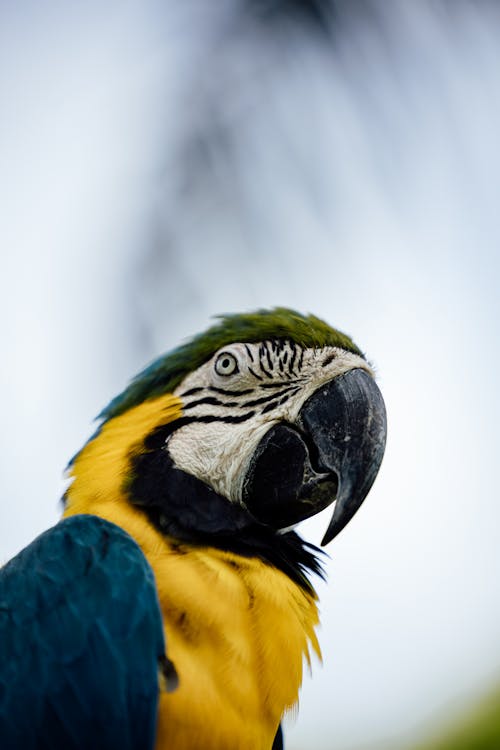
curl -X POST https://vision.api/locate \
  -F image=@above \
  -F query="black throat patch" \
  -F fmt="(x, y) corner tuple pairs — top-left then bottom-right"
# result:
(127, 423), (324, 594)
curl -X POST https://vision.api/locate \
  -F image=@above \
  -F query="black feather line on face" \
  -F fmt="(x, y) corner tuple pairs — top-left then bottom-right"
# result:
(127, 425), (324, 592)
(183, 396), (240, 410)
(248, 366), (264, 381)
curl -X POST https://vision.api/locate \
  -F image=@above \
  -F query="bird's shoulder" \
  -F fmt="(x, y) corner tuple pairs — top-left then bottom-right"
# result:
(0, 514), (166, 750)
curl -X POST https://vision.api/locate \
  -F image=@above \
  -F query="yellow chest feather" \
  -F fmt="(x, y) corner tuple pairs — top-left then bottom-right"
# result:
(64, 498), (320, 750)
(154, 541), (320, 750)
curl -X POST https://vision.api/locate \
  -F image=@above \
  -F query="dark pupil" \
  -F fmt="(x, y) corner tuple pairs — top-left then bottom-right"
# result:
(222, 358), (231, 368)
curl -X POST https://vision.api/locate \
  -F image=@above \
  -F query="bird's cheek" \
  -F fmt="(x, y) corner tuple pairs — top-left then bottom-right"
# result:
(167, 422), (265, 504)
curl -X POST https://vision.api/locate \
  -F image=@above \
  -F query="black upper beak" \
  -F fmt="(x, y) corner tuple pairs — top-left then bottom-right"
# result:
(298, 368), (387, 545)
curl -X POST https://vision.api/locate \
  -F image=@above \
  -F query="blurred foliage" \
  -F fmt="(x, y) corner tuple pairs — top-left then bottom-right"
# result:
(411, 686), (500, 750)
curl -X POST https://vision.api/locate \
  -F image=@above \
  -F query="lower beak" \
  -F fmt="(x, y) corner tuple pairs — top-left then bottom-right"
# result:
(243, 368), (387, 545)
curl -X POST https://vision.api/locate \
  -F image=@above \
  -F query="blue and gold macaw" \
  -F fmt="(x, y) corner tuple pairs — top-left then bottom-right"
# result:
(0, 308), (386, 750)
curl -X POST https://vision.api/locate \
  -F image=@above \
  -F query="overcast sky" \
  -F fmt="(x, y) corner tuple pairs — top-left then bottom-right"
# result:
(1, 2), (500, 748)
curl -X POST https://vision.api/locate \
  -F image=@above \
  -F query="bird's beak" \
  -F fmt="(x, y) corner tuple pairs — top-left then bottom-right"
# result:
(243, 368), (387, 545)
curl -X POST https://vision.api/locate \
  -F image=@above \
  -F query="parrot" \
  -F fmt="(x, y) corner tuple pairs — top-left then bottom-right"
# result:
(0, 307), (387, 750)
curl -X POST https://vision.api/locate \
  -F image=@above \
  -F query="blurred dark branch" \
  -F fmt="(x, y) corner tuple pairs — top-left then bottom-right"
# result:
(241, 0), (334, 31)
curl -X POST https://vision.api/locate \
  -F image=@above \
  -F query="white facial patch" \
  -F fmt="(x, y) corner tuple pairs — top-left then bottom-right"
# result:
(168, 341), (372, 505)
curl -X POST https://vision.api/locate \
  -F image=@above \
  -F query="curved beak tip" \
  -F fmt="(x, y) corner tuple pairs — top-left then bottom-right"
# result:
(321, 519), (340, 547)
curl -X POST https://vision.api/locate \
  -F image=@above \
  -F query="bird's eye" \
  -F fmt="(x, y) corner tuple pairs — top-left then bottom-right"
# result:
(214, 352), (239, 377)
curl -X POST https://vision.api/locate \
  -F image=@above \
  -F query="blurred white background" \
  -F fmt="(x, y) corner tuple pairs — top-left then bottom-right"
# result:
(1, 2), (500, 748)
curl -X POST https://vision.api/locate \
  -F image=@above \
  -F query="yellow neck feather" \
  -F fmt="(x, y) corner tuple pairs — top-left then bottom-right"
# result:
(65, 393), (321, 750)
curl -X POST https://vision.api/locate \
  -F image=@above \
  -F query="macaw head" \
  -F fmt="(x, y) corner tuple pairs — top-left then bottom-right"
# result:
(66, 308), (386, 549)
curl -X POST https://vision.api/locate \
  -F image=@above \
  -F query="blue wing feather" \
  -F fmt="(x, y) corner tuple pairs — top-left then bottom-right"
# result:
(0, 514), (166, 750)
